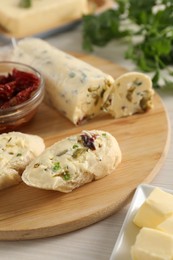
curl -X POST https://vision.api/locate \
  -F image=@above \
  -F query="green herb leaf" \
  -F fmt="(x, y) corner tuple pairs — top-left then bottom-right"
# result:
(72, 148), (87, 158)
(73, 144), (79, 149)
(82, 9), (130, 50)
(82, 0), (173, 88)
(62, 171), (71, 181)
(52, 162), (61, 172)
(152, 69), (160, 88)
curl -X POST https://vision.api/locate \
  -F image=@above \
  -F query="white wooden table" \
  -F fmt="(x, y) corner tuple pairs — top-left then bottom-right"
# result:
(0, 25), (172, 260)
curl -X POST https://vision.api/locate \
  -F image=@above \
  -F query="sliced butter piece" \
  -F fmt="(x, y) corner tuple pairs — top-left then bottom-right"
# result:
(11, 38), (114, 125)
(22, 130), (121, 193)
(131, 227), (173, 260)
(133, 188), (173, 228)
(0, 131), (45, 190)
(0, 0), (89, 37)
(103, 72), (154, 118)
(157, 215), (173, 235)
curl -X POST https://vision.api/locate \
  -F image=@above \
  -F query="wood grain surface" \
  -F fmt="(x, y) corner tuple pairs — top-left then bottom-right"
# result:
(0, 53), (170, 240)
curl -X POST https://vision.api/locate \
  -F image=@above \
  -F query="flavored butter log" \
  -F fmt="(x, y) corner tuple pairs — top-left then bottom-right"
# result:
(0, 0), (89, 38)
(12, 38), (115, 125)
(22, 130), (122, 193)
(103, 72), (154, 118)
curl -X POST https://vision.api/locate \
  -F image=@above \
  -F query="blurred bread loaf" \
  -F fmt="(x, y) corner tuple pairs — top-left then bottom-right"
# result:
(0, 0), (89, 37)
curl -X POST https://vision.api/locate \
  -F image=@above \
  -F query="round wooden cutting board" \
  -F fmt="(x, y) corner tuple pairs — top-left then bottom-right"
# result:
(0, 53), (170, 240)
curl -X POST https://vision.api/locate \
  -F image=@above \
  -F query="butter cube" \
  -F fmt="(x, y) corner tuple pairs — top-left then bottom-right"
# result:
(157, 215), (173, 235)
(133, 188), (173, 228)
(131, 227), (173, 260)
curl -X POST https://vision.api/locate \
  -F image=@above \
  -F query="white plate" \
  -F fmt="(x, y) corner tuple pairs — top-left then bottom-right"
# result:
(109, 184), (173, 260)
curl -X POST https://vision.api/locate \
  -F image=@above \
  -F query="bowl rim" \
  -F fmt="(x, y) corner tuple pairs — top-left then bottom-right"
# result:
(0, 60), (44, 114)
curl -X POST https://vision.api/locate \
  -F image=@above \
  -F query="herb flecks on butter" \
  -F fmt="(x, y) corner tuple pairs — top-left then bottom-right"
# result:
(52, 162), (61, 172)
(56, 149), (68, 156)
(133, 79), (142, 87)
(126, 86), (135, 102)
(72, 148), (87, 159)
(34, 163), (40, 168)
(69, 72), (76, 78)
(61, 171), (71, 181)
(140, 92), (152, 111)
(73, 144), (79, 149)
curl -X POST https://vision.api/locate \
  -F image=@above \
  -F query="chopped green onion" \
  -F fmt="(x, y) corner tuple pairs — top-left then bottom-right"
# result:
(62, 171), (71, 181)
(73, 144), (79, 149)
(72, 148), (86, 158)
(52, 162), (61, 172)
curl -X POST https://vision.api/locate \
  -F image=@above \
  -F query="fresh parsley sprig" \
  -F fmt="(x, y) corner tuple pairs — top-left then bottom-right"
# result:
(82, 0), (173, 88)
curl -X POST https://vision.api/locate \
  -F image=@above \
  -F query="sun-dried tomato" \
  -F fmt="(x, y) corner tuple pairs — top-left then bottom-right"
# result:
(0, 81), (16, 102)
(81, 133), (96, 150)
(0, 68), (40, 109)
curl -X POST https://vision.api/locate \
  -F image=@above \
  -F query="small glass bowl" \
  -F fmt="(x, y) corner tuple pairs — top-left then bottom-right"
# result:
(0, 61), (45, 133)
